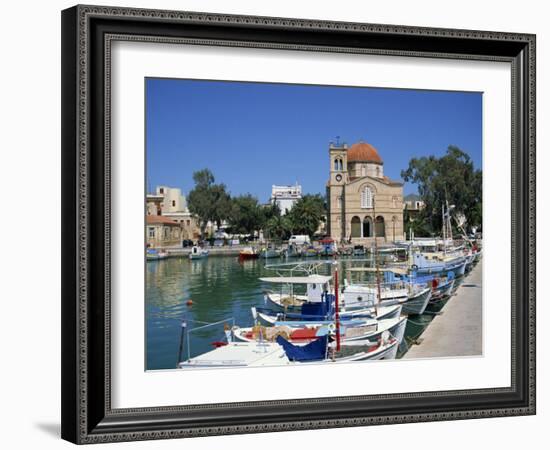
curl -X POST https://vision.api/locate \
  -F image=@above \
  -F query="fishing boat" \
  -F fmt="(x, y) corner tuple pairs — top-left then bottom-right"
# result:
(429, 275), (455, 301)
(473, 246), (482, 263)
(344, 267), (432, 315)
(343, 282), (431, 316)
(146, 248), (168, 261)
(231, 315), (407, 346)
(463, 251), (475, 272)
(239, 247), (259, 260)
(282, 243), (302, 258)
(177, 332), (398, 368)
(410, 252), (466, 278)
(302, 246), (320, 257)
(319, 237), (338, 256)
(259, 245), (281, 259)
(260, 274), (406, 317)
(188, 245), (208, 260)
(254, 303), (403, 325)
(261, 274), (331, 312)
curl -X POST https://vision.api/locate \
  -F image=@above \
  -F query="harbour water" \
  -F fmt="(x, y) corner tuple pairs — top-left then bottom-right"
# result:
(146, 255), (465, 370)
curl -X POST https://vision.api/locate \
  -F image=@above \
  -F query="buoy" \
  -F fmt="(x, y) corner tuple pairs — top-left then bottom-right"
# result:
(186, 300), (193, 306)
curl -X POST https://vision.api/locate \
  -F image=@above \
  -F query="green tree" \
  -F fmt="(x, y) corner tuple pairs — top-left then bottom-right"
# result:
(265, 214), (292, 241)
(262, 202), (281, 224)
(187, 169), (231, 238)
(228, 194), (265, 238)
(287, 194), (326, 237)
(401, 146), (482, 235)
(210, 184), (232, 229)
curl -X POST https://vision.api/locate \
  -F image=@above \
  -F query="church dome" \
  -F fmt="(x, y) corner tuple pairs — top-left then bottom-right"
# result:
(347, 141), (383, 164)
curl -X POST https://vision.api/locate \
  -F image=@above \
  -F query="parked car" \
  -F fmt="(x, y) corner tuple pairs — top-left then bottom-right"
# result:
(181, 239), (194, 247)
(288, 235), (311, 246)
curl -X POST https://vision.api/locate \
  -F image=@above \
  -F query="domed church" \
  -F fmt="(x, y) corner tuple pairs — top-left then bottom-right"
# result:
(326, 140), (404, 244)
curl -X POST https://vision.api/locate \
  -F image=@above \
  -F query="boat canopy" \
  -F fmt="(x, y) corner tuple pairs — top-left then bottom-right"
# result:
(276, 334), (329, 361)
(259, 275), (332, 284)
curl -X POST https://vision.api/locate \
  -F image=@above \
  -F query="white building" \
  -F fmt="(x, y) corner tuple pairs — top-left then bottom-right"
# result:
(270, 184), (302, 215)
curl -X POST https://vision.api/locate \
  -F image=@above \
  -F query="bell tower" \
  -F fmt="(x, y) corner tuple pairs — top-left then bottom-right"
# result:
(329, 139), (348, 186)
(328, 138), (348, 241)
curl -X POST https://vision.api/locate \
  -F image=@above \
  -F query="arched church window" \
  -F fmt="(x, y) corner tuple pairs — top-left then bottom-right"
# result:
(351, 216), (361, 238)
(361, 186), (373, 209)
(334, 159), (339, 171)
(363, 217), (372, 237)
(375, 216), (385, 238)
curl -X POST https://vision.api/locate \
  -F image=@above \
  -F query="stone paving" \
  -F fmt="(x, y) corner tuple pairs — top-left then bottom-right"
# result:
(404, 260), (482, 358)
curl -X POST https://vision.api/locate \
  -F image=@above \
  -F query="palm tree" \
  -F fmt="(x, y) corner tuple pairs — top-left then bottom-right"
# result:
(265, 215), (291, 241)
(288, 194), (326, 237)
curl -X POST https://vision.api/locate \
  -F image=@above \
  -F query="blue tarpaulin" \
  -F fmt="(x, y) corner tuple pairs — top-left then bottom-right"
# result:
(276, 335), (329, 361)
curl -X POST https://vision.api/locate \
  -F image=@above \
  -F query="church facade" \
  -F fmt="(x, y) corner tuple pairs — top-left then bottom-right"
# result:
(326, 141), (404, 244)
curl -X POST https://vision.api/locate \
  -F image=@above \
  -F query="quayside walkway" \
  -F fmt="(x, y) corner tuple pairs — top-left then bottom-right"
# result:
(404, 261), (482, 359)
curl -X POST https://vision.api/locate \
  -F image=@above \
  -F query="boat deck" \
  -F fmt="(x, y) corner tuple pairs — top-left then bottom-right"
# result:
(179, 342), (288, 368)
(403, 261), (482, 359)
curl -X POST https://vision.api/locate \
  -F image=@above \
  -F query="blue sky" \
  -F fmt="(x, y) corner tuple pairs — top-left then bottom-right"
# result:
(146, 78), (482, 200)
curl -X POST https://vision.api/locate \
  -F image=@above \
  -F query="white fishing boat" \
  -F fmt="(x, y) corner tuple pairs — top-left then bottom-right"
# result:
(231, 315), (407, 346)
(259, 245), (282, 259)
(254, 303), (403, 326)
(189, 245), (208, 260)
(146, 248), (168, 261)
(177, 331), (398, 368)
(261, 274), (332, 313)
(344, 267), (432, 315)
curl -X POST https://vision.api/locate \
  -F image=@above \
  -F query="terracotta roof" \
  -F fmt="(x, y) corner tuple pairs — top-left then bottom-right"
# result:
(146, 215), (180, 225)
(347, 141), (383, 163)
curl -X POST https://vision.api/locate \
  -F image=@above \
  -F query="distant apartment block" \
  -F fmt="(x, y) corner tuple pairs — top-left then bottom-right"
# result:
(271, 184), (302, 215)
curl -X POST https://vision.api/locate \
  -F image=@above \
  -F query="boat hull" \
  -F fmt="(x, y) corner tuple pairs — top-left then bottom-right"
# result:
(255, 304), (403, 326)
(416, 259), (466, 278)
(430, 279), (455, 301)
(402, 287), (432, 315)
(178, 338), (399, 368)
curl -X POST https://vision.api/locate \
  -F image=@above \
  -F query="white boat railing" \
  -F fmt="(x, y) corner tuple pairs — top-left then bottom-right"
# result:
(180, 317), (236, 363)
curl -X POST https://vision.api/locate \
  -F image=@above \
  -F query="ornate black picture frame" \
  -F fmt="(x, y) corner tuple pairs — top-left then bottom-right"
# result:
(61, 4), (536, 444)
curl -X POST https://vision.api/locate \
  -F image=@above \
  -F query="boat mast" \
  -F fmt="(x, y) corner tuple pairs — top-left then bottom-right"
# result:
(442, 203), (446, 256)
(177, 319), (187, 367)
(373, 197), (382, 311)
(334, 265), (341, 351)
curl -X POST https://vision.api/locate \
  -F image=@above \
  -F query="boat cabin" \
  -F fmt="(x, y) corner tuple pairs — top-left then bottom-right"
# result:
(259, 275), (332, 303)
